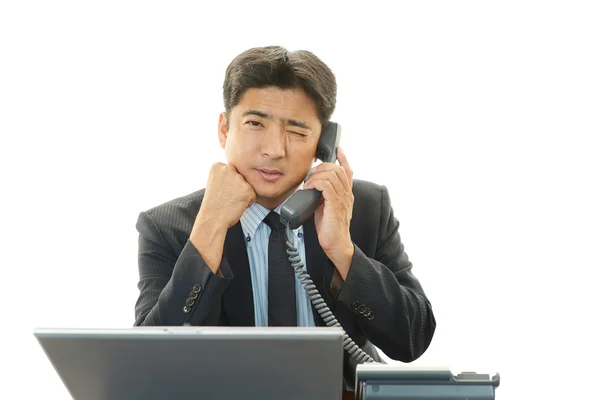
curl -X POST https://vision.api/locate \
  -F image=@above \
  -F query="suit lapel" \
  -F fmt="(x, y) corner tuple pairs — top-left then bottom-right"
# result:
(221, 222), (255, 326)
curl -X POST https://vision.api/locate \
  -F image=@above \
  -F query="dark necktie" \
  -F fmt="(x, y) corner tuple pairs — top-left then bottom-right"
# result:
(264, 211), (297, 326)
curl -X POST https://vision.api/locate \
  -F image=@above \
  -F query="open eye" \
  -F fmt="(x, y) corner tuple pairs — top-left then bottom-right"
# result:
(246, 120), (263, 128)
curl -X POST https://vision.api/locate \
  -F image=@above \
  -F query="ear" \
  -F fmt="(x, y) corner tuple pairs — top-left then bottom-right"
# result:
(218, 112), (228, 149)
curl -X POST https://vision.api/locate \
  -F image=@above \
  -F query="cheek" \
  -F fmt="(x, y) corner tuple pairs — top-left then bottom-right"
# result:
(290, 150), (316, 172)
(225, 135), (257, 163)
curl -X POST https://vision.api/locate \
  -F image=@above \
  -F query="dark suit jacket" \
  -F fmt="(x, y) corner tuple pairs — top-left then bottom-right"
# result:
(134, 179), (436, 389)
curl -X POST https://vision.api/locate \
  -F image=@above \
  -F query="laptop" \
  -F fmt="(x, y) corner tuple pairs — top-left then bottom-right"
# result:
(34, 326), (344, 400)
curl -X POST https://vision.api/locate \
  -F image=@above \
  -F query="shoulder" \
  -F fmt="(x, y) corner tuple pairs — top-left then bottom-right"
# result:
(144, 189), (206, 215)
(350, 178), (394, 222)
(348, 179), (397, 252)
(137, 188), (206, 231)
(351, 178), (393, 209)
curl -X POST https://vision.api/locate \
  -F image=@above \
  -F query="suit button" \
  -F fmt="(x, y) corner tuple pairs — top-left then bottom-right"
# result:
(192, 284), (202, 294)
(183, 305), (191, 313)
(188, 292), (198, 300)
(366, 312), (374, 320)
(352, 301), (360, 311)
(185, 298), (195, 307)
(358, 305), (366, 314)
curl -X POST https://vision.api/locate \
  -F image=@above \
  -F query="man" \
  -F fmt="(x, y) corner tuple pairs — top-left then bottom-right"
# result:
(134, 45), (436, 389)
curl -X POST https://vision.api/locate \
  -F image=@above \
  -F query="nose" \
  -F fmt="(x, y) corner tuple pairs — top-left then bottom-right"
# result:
(260, 125), (286, 159)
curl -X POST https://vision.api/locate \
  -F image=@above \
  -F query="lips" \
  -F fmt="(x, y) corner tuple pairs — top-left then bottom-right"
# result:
(258, 168), (282, 174)
(257, 168), (283, 182)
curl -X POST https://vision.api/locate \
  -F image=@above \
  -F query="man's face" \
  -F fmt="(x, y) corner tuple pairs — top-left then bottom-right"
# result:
(218, 86), (322, 210)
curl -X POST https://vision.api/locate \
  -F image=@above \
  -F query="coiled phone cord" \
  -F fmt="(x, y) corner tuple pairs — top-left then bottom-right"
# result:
(284, 227), (375, 364)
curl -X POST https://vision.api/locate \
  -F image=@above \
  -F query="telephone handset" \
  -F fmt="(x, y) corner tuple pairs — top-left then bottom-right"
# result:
(279, 121), (377, 364)
(279, 121), (342, 230)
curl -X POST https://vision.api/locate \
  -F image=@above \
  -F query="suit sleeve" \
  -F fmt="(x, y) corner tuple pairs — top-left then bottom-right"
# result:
(134, 211), (232, 326)
(335, 186), (436, 362)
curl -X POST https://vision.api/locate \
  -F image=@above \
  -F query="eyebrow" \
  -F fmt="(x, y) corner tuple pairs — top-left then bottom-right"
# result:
(241, 109), (312, 130)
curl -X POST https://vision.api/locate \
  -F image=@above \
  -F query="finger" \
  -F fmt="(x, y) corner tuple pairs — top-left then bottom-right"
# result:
(310, 163), (351, 193)
(247, 181), (257, 201)
(305, 171), (345, 197)
(336, 147), (353, 188)
(226, 163), (241, 174)
(246, 189), (257, 208)
(304, 179), (337, 202)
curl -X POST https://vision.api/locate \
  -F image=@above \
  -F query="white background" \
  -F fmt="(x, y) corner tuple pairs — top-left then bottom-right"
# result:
(1, 1), (599, 399)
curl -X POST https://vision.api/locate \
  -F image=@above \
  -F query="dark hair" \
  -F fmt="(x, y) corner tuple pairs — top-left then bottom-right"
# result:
(222, 46), (337, 128)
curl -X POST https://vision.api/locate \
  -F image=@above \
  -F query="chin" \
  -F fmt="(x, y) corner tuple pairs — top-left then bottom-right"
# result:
(254, 187), (287, 201)
(253, 183), (295, 204)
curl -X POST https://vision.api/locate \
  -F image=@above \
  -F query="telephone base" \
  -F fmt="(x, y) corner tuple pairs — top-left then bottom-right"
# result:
(355, 364), (500, 400)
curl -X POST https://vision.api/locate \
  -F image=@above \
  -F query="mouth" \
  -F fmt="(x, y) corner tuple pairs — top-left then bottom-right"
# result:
(256, 168), (283, 182)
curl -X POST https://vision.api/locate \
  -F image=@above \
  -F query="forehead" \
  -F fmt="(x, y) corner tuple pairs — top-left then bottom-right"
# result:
(235, 87), (320, 123)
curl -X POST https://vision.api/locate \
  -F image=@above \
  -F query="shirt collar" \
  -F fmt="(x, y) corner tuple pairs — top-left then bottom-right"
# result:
(240, 191), (305, 240)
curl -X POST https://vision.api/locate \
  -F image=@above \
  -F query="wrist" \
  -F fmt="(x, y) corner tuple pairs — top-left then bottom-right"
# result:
(196, 209), (229, 232)
(190, 215), (228, 274)
(326, 241), (354, 281)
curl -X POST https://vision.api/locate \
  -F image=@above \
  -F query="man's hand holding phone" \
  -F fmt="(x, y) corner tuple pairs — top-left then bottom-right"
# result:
(303, 147), (355, 280)
(190, 163), (256, 275)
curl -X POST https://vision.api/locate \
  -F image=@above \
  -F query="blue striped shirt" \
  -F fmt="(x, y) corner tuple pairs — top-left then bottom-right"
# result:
(239, 200), (316, 327)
